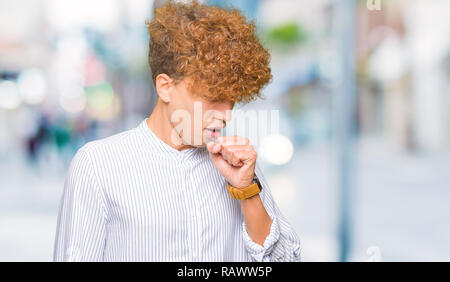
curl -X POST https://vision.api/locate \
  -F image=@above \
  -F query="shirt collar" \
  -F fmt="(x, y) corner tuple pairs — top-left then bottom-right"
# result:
(137, 118), (205, 162)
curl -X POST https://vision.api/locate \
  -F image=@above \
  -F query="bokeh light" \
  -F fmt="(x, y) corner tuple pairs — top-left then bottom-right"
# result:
(0, 80), (22, 110)
(85, 82), (121, 120)
(17, 68), (47, 104)
(59, 91), (87, 114)
(260, 134), (294, 165)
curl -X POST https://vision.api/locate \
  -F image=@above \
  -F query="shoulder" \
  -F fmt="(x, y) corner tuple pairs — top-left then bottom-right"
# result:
(66, 126), (140, 178)
(66, 126), (139, 183)
(77, 126), (138, 159)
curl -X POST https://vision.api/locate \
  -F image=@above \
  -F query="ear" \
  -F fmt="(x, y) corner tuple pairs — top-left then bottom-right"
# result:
(155, 74), (174, 103)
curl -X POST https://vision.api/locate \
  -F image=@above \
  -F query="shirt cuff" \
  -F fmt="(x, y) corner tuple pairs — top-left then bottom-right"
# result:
(241, 214), (280, 262)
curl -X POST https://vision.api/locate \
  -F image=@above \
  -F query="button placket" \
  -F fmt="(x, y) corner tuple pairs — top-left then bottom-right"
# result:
(189, 161), (202, 261)
(177, 159), (193, 261)
(183, 158), (201, 261)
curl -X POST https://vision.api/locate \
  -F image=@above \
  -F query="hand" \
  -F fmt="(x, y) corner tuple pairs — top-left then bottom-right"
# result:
(206, 136), (257, 189)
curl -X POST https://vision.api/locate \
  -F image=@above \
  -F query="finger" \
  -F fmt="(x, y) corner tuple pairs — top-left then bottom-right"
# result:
(228, 150), (244, 167)
(219, 136), (249, 146)
(220, 145), (254, 166)
(216, 136), (249, 146)
(206, 142), (222, 154)
(231, 148), (256, 165)
(208, 142), (246, 167)
(209, 150), (231, 169)
(207, 143), (229, 169)
(218, 144), (250, 162)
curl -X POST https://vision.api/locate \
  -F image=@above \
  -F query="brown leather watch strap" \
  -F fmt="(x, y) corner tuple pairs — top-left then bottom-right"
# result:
(226, 182), (261, 200)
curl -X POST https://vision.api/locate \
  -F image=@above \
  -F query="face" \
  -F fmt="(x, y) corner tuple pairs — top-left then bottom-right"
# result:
(166, 77), (234, 147)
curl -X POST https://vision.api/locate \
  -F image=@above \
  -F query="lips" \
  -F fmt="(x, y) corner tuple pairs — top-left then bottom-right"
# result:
(205, 127), (222, 139)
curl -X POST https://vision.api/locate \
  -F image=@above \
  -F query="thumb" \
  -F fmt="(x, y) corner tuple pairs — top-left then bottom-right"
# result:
(207, 142), (221, 154)
(207, 142), (228, 169)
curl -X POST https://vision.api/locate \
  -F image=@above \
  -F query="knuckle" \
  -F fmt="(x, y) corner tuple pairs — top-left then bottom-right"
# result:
(245, 145), (254, 152)
(248, 149), (257, 158)
(239, 138), (249, 145)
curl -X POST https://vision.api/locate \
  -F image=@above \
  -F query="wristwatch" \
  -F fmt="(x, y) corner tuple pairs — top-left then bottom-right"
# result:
(226, 174), (262, 200)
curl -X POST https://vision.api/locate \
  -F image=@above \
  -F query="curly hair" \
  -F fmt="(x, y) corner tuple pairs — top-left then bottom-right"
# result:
(146, 0), (272, 104)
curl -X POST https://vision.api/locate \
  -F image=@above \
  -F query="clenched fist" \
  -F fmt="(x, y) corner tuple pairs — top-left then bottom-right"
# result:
(206, 136), (257, 189)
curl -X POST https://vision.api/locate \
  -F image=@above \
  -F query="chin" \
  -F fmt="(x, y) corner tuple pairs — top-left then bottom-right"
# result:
(186, 142), (207, 148)
(181, 136), (207, 147)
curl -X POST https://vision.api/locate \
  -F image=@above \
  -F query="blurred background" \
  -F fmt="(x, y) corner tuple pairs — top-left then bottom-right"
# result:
(1, 0), (450, 262)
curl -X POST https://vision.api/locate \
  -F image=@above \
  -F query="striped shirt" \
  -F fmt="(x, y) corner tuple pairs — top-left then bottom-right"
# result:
(53, 118), (301, 262)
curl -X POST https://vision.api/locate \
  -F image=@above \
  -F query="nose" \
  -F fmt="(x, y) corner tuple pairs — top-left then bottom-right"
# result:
(217, 110), (232, 127)
(210, 117), (227, 128)
(204, 102), (233, 126)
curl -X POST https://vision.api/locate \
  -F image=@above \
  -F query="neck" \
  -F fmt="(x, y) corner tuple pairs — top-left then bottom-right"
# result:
(146, 99), (193, 151)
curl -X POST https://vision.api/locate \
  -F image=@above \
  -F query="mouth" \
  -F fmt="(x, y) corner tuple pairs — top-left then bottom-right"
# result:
(204, 127), (223, 139)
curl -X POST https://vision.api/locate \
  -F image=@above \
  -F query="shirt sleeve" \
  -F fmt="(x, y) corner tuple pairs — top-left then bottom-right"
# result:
(53, 146), (108, 262)
(241, 162), (301, 262)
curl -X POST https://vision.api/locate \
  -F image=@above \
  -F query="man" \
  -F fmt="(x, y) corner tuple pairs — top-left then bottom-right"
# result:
(54, 0), (301, 262)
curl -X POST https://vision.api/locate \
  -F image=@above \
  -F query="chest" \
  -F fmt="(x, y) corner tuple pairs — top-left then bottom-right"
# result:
(100, 155), (241, 236)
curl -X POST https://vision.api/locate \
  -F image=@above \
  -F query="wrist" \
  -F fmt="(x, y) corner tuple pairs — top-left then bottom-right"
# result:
(226, 174), (262, 200)
(239, 193), (260, 204)
(232, 181), (253, 189)
(229, 172), (255, 189)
